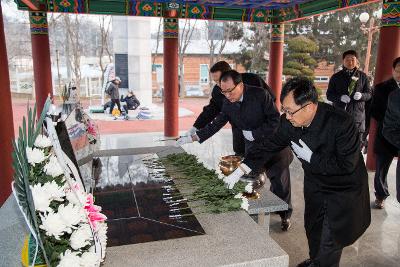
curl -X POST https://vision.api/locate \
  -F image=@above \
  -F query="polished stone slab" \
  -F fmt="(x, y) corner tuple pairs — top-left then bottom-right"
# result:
(104, 211), (288, 267)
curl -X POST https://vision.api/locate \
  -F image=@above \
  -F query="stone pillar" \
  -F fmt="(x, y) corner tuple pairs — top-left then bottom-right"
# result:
(162, 4), (179, 137)
(366, 2), (400, 170)
(0, 2), (15, 206)
(112, 16), (152, 107)
(30, 11), (53, 116)
(268, 24), (284, 109)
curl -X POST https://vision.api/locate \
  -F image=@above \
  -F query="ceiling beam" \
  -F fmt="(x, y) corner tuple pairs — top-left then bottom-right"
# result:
(21, 0), (39, 11)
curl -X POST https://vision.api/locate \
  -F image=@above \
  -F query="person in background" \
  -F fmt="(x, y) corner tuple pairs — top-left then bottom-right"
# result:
(121, 91), (140, 110)
(370, 57), (400, 208)
(228, 77), (371, 267)
(327, 50), (372, 145)
(106, 77), (122, 115)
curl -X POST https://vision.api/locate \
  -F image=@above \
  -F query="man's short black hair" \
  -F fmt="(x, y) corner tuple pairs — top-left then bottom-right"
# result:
(280, 77), (318, 105)
(220, 70), (243, 86)
(393, 57), (400, 69)
(210, 61), (232, 73)
(342, 50), (358, 59)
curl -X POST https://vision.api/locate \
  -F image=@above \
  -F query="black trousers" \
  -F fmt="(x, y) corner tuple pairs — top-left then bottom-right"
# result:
(308, 202), (343, 267)
(110, 99), (122, 114)
(374, 152), (400, 202)
(244, 140), (293, 220)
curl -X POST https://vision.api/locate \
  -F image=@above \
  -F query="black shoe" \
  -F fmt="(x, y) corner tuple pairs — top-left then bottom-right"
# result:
(375, 198), (384, 209)
(296, 259), (314, 267)
(281, 218), (291, 231)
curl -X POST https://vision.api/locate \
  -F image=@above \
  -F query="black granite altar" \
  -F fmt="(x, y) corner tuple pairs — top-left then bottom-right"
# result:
(93, 154), (205, 247)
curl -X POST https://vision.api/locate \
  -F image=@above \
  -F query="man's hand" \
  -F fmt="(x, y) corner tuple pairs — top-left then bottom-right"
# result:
(175, 136), (193, 147)
(291, 139), (313, 163)
(185, 127), (197, 136)
(340, 95), (351, 104)
(223, 164), (251, 189)
(353, 92), (362, 101)
(242, 130), (255, 141)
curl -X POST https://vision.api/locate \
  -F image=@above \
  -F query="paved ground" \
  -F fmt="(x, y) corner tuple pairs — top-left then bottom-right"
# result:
(11, 97), (213, 136)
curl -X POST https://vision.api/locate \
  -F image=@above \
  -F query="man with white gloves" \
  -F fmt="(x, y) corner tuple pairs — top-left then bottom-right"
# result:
(184, 61), (275, 156)
(327, 50), (372, 144)
(233, 77), (370, 267)
(177, 70), (293, 231)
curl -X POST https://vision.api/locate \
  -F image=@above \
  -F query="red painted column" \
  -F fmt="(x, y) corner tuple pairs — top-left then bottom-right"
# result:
(30, 12), (53, 116)
(0, 2), (15, 206)
(163, 17), (179, 137)
(366, 5), (400, 170)
(268, 23), (284, 109)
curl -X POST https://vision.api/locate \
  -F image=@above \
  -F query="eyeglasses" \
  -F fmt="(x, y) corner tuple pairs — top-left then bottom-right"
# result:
(221, 83), (240, 95)
(281, 103), (311, 116)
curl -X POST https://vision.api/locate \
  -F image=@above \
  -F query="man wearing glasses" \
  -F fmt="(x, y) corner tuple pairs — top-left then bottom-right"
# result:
(176, 70), (294, 231)
(185, 61), (275, 157)
(228, 77), (371, 267)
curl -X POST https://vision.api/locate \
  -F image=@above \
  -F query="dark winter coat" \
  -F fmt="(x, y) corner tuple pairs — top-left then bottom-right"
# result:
(243, 103), (371, 250)
(370, 78), (399, 156)
(383, 88), (400, 151)
(327, 68), (372, 132)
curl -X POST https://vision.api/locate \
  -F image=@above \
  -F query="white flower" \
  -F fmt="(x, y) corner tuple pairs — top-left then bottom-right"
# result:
(34, 134), (52, 148)
(80, 251), (100, 267)
(58, 203), (86, 233)
(245, 183), (253, 193)
(351, 76), (359, 81)
(234, 193), (243, 199)
(96, 223), (108, 261)
(30, 183), (52, 212)
(39, 211), (68, 239)
(44, 155), (64, 177)
(69, 223), (93, 250)
(241, 198), (249, 211)
(57, 250), (81, 267)
(65, 183), (87, 205)
(26, 147), (47, 166)
(45, 181), (65, 201)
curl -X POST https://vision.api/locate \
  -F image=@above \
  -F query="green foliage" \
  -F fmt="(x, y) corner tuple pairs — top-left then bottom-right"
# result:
(287, 36), (318, 53)
(285, 61), (303, 70)
(12, 98), (52, 266)
(283, 67), (302, 76)
(161, 153), (247, 214)
(301, 68), (314, 77)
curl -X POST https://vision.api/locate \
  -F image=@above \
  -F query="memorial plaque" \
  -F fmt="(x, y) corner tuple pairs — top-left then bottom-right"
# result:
(93, 154), (205, 247)
(115, 53), (129, 89)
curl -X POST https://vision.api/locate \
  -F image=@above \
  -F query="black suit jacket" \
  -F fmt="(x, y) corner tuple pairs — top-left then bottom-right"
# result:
(244, 103), (371, 248)
(196, 85), (279, 143)
(327, 68), (372, 132)
(370, 78), (399, 155)
(383, 88), (400, 151)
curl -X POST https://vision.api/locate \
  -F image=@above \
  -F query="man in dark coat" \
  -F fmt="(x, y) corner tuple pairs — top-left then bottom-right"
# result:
(228, 77), (371, 267)
(327, 50), (372, 142)
(177, 70), (294, 230)
(187, 60), (276, 156)
(106, 77), (122, 115)
(382, 58), (400, 204)
(370, 57), (400, 208)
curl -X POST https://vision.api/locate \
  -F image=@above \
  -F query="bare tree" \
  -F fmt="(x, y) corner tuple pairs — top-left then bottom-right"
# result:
(205, 21), (243, 88)
(98, 16), (113, 84)
(152, 17), (163, 67)
(178, 19), (197, 97)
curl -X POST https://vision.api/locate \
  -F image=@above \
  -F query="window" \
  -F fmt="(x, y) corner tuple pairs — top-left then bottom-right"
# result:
(314, 76), (329, 82)
(200, 64), (209, 84)
(152, 64), (163, 72)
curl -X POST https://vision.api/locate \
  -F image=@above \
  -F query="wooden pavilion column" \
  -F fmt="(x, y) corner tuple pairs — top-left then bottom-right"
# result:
(0, 2), (15, 206)
(30, 11), (53, 116)
(366, 2), (400, 170)
(163, 9), (179, 137)
(268, 23), (285, 109)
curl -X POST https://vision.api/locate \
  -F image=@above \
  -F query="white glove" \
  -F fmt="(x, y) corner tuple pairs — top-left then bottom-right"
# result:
(353, 92), (362, 100)
(175, 135), (193, 147)
(291, 139), (313, 163)
(223, 163), (251, 189)
(185, 126), (197, 136)
(340, 95), (351, 104)
(242, 130), (255, 141)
